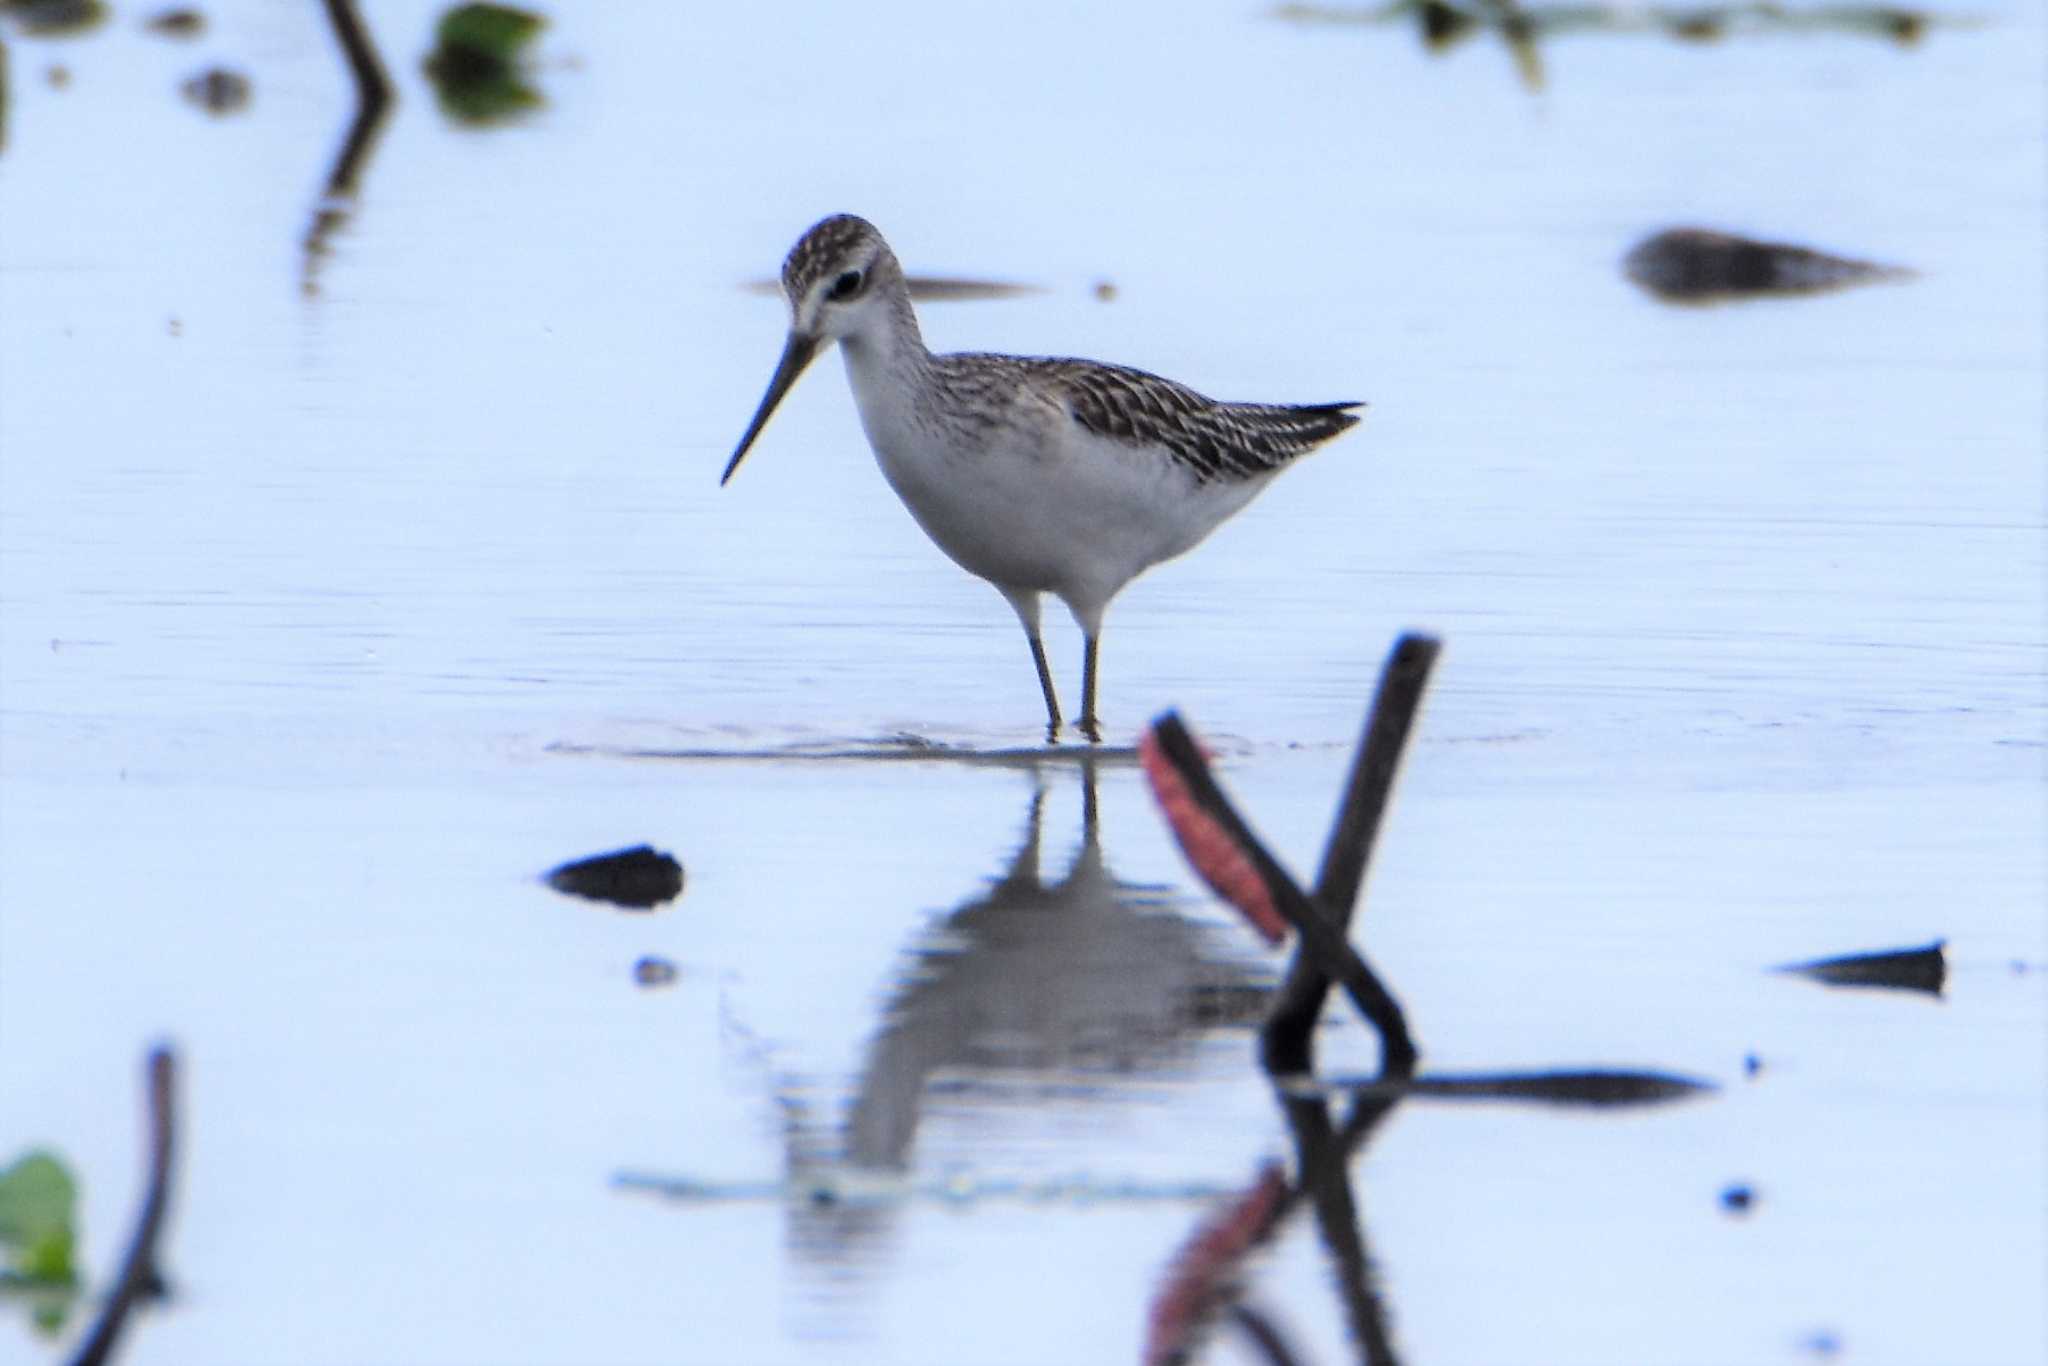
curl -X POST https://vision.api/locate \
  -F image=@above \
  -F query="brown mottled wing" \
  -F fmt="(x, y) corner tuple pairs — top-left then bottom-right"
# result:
(1025, 358), (1363, 485)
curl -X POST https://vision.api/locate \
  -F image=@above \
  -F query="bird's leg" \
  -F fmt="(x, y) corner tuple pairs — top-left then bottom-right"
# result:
(1002, 588), (1063, 743)
(1079, 633), (1102, 744)
(1027, 627), (1063, 743)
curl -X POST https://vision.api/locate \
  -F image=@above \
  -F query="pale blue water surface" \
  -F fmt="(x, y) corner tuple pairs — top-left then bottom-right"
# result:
(1, 1), (2042, 1363)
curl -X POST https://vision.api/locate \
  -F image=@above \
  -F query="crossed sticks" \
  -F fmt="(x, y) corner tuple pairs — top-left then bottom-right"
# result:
(1139, 633), (1438, 1079)
(1137, 634), (1711, 1365)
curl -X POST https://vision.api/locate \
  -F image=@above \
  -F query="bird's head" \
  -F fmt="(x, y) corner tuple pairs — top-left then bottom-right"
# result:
(723, 214), (902, 486)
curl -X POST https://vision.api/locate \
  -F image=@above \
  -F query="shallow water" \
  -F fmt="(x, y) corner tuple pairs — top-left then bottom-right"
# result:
(2, 1), (2043, 1363)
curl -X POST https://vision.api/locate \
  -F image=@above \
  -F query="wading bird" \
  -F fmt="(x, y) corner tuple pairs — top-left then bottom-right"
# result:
(724, 214), (1363, 743)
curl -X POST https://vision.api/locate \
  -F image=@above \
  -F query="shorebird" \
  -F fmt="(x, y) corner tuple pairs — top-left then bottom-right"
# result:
(723, 214), (1363, 744)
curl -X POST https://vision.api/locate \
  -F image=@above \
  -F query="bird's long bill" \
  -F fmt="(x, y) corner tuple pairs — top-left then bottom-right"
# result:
(721, 331), (821, 486)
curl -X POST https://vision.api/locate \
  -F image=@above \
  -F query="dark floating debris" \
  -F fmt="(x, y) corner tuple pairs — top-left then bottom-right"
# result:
(1623, 227), (1912, 302)
(1720, 1182), (1756, 1214)
(743, 275), (1043, 303)
(545, 844), (684, 910)
(1775, 939), (1946, 996)
(1743, 1051), (1763, 1078)
(1093, 280), (1118, 302)
(1418, 0), (1475, 45)
(424, 2), (545, 125)
(1275, 0), (1948, 47)
(179, 65), (250, 115)
(1322, 1066), (1714, 1107)
(632, 955), (679, 988)
(1275, 0), (1951, 90)
(143, 6), (203, 37)
(0, 0), (108, 37)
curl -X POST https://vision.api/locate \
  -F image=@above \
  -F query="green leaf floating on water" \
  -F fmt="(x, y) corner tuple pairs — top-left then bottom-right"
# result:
(426, 3), (547, 125)
(0, 1150), (79, 1285)
(437, 1), (544, 55)
(0, 1151), (81, 1338)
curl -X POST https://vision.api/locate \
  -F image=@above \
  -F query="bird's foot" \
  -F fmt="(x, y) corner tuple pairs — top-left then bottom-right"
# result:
(1078, 716), (1103, 745)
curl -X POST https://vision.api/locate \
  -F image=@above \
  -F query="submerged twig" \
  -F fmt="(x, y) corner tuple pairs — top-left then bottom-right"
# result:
(320, 0), (392, 114)
(67, 1046), (177, 1366)
(303, 0), (395, 292)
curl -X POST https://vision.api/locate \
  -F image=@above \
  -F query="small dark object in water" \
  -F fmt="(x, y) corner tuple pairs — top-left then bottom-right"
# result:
(144, 6), (203, 36)
(632, 955), (678, 987)
(546, 844), (684, 910)
(1381, 1067), (1712, 1107)
(1093, 279), (1118, 302)
(425, 2), (545, 124)
(1623, 227), (1909, 302)
(1881, 8), (1925, 41)
(1719, 1182), (1756, 1214)
(1742, 1051), (1763, 1078)
(1799, 1329), (1844, 1357)
(1667, 11), (1726, 40)
(1776, 939), (1946, 996)
(1417, 0), (1475, 47)
(47, 64), (72, 89)
(179, 66), (250, 114)
(3, 0), (107, 36)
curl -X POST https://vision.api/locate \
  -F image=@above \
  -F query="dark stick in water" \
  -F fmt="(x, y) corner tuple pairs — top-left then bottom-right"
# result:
(1264, 633), (1439, 1076)
(69, 1046), (179, 1366)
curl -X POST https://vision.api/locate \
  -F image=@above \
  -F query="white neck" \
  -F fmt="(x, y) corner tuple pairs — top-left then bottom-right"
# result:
(838, 282), (932, 450)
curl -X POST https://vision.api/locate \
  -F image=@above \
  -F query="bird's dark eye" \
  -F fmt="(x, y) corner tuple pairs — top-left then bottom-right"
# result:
(828, 270), (864, 301)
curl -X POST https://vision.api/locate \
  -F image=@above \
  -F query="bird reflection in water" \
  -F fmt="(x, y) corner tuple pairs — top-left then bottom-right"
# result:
(783, 758), (1269, 1269)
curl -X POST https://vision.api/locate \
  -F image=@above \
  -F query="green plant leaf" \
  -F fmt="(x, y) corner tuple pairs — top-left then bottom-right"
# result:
(426, 4), (548, 124)
(0, 1151), (79, 1286)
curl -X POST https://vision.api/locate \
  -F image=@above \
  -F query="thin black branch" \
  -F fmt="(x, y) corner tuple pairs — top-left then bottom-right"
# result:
(68, 1046), (178, 1366)
(304, 0), (396, 290)
(320, 0), (392, 118)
